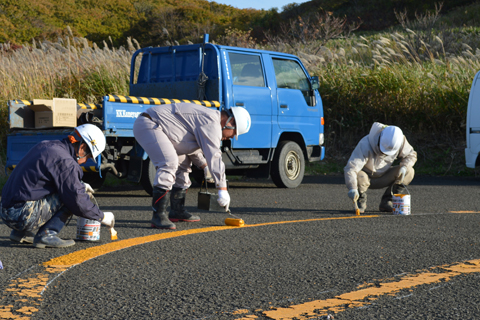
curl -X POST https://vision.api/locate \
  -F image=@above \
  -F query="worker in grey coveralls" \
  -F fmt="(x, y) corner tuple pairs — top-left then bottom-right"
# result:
(344, 122), (417, 213)
(133, 103), (251, 230)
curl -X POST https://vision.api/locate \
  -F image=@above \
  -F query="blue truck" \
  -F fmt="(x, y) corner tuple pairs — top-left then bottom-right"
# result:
(6, 36), (325, 194)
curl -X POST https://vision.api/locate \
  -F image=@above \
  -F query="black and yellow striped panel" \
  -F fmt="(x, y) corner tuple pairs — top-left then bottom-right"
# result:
(78, 103), (102, 110)
(108, 95), (221, 108)
(14, 100), (32, 105)
(82, 166), (99, 173)
(14, 100), (102, 110)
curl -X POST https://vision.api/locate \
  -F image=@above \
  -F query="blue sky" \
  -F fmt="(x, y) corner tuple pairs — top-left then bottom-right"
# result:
(211, 0), (310, 11)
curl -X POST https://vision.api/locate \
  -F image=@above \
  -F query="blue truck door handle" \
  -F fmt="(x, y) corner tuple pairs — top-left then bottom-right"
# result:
(280, 104), (288, 108)
(235, 102), (244, 106)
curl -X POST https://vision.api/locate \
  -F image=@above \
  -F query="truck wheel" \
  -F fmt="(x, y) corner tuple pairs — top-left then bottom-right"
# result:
(140, 158), (155, 196)
(271, 141), (305, 188)
(82, 172), (106, 191)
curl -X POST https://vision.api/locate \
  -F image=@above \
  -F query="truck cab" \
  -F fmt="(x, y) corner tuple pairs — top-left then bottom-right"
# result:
(129, 41), (324, 189)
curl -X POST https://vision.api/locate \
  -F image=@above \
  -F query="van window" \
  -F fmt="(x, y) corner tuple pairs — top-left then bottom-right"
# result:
(273, 58), (312, 106)
(229, 53), (265, 87)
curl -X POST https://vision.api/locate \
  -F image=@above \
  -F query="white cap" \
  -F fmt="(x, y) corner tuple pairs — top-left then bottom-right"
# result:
(230, 107), (251, 140)
(379, 126), (403, 156)
(75, 124), (106, 163)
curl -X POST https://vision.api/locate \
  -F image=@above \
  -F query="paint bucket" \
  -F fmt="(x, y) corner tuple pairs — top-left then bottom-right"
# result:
(76, 217), (101, 241)
(392, 185), (411, 215)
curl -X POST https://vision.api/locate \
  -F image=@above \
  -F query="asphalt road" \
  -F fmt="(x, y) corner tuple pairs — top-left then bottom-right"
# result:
(1, 174), (480, 320)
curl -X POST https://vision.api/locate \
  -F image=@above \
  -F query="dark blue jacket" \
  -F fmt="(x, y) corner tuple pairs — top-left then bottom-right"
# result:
(1, 138), (104, 221)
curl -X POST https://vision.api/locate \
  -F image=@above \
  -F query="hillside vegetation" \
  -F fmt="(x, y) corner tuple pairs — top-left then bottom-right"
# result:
(2, 1), (480, 177)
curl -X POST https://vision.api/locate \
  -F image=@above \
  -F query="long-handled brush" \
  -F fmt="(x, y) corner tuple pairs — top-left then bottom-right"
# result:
(224, 208), (245, 227)
(353, 200), (360, 216)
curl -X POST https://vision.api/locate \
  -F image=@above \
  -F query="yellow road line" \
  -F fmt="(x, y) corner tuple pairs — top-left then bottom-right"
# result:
(262, 258), (480, 319)
(1, 215), (378, 319)
(45, 215), (379, 267)
(5, 212), (480, 319)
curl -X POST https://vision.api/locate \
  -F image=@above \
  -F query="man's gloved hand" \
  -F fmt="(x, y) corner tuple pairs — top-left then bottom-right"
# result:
(395, 166), (407, 184)
(83, 182), (95, 199)
(348, 189), (359, 202)
(101, 212), (115, 227)
(217, 189), (231, 211)
(204, 166), (215, 184)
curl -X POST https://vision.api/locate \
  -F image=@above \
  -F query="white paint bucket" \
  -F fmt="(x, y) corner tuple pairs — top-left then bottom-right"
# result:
(392, 186), (411, 215)
(76, 217), (101, 241)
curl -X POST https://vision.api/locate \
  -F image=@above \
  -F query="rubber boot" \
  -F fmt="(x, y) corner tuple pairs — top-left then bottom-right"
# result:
(10, 229), (36, 244)
(169, 187), (200, 222)
(33, 209), (75, 248)
(357, 192), (367, 213)
(151, 187), (176, 230)
(379, 184), (406, 212)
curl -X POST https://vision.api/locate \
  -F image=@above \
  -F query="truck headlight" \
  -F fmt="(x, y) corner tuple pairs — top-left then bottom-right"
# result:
(319, 133), (324, 145)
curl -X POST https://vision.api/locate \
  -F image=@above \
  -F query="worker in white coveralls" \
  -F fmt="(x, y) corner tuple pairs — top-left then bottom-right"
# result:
(133, 103), (251, 230)
(344, 122), (417, 213)
(0, 124), (115, 248)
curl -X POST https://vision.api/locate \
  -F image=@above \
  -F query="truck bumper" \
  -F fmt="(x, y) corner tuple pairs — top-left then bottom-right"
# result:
(307, 145), (325, 162)
(465, 148), (478, 168)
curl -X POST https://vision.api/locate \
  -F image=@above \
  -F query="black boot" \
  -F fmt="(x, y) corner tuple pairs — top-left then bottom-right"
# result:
(379, 184), (407, 212)
(10, 229), (36, 244)
(169, 187), (200, 222)
(379, 185), (393, 212)
(357, 192), (367, 213)
(151, 187), (176, 229)
(33, 209), (75, 248)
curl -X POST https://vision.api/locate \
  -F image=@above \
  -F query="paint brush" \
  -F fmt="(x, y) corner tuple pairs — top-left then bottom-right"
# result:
(224, 208), (245, 227)
(110, 227), (118, 240)
(354, 200), (360, 216)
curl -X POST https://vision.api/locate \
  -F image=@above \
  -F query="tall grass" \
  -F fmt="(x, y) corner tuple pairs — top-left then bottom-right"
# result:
(2, 4), (480, 176)
(0, 32), (140, 179)
(262, 10), (480, 175)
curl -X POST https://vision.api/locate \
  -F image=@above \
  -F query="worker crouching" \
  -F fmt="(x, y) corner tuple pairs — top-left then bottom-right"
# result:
(0, 124), (115, 248)
(344, 122), (417, 213)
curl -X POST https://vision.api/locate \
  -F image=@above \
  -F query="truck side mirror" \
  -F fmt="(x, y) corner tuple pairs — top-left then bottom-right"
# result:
(310, 76), (320, 90)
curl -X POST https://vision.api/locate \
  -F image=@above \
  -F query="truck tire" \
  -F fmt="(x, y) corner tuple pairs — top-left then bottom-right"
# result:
(271, 141), (305, 188)
(82, 172), (106, 191)
(140, 158), (155, 196)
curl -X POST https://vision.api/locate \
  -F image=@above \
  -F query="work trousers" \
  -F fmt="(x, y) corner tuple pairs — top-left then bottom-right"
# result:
(0, 194), (68, 232)
(133, 115), (193, 190)
(357, 166), (415, 194)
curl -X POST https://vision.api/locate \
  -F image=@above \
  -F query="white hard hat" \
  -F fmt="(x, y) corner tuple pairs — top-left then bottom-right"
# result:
(230, 107), (251, 140)
(75, 124), (106, 163)
(379, 126), (403, 156)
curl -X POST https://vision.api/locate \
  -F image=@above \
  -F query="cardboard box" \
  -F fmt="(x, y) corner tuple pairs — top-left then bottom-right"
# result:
(29, 98), (77, 128)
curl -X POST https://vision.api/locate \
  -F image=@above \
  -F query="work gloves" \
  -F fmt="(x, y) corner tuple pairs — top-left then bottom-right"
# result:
(101, 212), (115, 227)
(395, 166), (407, 184)
(348, 189), (359, 202)
(82, 182), (95, 199)
(204, 166), (215, 184)
(217, 189), (231, 211)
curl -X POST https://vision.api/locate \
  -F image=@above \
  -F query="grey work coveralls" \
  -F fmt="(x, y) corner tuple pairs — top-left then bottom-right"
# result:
(344, 122), (417, 193)
(133, 103), (227, 190)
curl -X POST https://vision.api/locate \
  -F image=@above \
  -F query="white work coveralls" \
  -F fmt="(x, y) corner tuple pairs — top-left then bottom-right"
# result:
(344, 122), (417, 192)
(133, 103), (227, 190)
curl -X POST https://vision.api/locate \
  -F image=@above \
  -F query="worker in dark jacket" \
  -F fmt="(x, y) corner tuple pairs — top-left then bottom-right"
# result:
(0, 124), (115, 248)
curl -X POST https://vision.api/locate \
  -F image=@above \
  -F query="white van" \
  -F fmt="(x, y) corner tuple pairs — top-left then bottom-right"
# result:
(466, 70), (480, 168)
